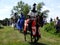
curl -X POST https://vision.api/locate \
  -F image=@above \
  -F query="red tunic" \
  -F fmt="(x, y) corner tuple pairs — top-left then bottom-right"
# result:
(32, 20), (36, 36)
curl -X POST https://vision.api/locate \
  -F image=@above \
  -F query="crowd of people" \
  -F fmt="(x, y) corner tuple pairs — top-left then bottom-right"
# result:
(50, 17), (60, 33)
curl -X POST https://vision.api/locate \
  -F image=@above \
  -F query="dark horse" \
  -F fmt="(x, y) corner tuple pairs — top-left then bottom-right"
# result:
(23, 3), (44, 42)
(23, 14), (44, 42)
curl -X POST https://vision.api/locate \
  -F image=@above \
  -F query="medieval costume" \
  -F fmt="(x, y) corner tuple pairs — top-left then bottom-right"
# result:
(16, 13), (25, 32)
(27, 3), (41, 42)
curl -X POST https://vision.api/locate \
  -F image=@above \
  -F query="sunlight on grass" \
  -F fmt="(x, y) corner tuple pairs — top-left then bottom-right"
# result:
(0, 26), (60, 45)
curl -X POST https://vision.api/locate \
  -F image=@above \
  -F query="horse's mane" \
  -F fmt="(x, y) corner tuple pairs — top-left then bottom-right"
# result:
(37, 14), (44, 27)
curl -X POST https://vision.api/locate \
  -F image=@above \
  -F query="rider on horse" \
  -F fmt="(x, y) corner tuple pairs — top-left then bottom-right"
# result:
(27, 3), (41, 42)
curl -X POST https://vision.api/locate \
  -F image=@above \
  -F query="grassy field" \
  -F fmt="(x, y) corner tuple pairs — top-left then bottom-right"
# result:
(0, 26), (60, 45)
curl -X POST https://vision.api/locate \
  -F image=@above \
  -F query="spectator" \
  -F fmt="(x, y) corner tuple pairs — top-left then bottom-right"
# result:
(55, 17), (60, 33)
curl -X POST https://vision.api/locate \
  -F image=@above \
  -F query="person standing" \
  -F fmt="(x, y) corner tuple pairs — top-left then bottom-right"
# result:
(16, 12), (25, 32)
(55, 17), (60, 33)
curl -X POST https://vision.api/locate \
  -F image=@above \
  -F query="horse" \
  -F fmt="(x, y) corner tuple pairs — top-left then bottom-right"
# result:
(23, 15), (44, 42)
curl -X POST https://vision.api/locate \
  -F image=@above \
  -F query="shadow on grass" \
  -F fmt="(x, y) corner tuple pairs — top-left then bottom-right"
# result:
(28, 42), (47, 45)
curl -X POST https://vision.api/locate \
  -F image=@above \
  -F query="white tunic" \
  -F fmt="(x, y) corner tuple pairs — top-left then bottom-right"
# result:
(28, 11), (38, 17)
(27, 11), (38, 20)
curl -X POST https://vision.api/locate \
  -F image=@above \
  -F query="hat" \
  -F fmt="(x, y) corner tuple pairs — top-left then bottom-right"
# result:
(33, 3), (36, 6)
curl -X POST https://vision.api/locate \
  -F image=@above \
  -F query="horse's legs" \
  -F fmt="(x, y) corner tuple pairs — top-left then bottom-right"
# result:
(31, 30), (32, 42)
(24, 33), (26, 41)
(28, 21), (33, 42)
(24, 27), (27, 41)
(34, 36), (37, 43)
(24, 29), (27, 41)
(36, 27), (41, 42)
(14, 24), (16, 30)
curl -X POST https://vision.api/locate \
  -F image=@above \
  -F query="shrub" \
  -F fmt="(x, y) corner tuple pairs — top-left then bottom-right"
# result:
(43, 22), (60, 37)
(43, 22), (56, 34)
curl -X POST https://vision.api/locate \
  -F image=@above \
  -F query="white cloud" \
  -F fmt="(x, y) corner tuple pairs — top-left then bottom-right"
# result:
(42, 6), (51, 11)
(41, 6), (60, 22)
(0, 5), (12, 20)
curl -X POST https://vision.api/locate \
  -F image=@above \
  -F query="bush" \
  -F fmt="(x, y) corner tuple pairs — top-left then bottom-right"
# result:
(43, 22), (56, 34)
(43, 22), (60, 37)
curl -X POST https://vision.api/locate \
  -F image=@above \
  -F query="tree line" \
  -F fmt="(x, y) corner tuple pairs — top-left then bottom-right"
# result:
(11, 1), (49, 19)
(0, 1), (49, 26)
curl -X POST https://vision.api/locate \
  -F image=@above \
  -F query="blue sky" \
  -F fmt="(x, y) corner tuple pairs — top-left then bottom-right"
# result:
(0, 0), (60, 22)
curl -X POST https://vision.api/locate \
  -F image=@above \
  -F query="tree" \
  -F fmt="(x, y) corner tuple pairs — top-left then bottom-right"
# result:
(2, 18), (10, 26)
(11, 1), (30, 15)
(42, 10), (49, 18)
(37, 2), (44, 12)
(23, 4), (30, 16)
(11, 1), (49, 20)
(37, 2), (49, 18)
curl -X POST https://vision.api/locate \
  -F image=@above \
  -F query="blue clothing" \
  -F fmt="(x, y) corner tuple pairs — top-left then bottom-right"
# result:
(16, 14), (25, 30)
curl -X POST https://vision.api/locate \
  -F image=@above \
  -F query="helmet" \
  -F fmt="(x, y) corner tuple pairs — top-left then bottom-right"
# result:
(33, 3), (36, 6)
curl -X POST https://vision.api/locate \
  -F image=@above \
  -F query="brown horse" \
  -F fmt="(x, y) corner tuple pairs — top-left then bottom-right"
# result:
(23, 15), (43, 42)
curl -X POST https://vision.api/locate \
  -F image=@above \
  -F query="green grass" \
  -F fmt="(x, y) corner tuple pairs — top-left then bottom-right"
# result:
(0, 26), (60, 45)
